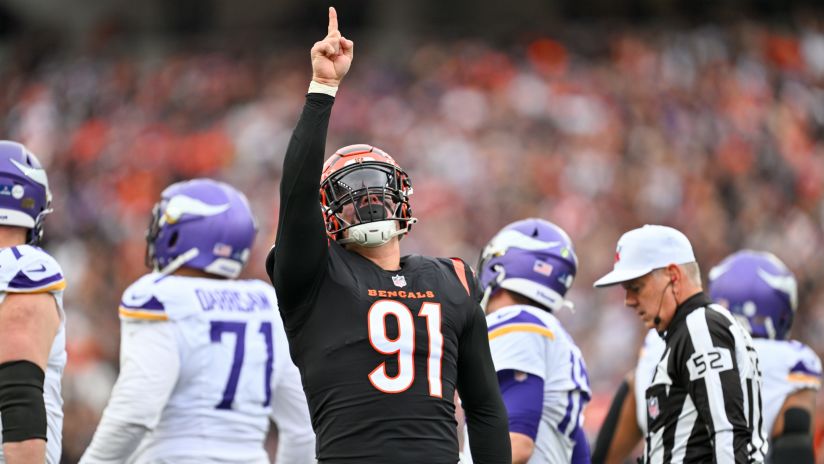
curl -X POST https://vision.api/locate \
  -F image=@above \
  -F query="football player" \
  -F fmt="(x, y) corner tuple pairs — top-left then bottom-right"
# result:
(80, 179), (315, 464)
(265, 7), (510, 463)
(0, 141), (65, 464)
(593, 250), (819, 463)
(463, 218), (591, 464)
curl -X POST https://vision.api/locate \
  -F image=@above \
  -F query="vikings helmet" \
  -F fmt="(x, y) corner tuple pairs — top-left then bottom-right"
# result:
(0, 141), (52, 244)
(146, 179), (257, 278)
(320, 144), (416, 247)
(708, 250), (797, 340)
(478, 218), (578, 312)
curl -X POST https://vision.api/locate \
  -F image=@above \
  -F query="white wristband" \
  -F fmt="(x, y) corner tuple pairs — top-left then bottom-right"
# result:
(308, 80), (338, 97)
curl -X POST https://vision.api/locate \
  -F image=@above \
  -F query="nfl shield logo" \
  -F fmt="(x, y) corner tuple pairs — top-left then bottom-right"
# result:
(647, 397), (660, 420)
(392, 275), (407, 288)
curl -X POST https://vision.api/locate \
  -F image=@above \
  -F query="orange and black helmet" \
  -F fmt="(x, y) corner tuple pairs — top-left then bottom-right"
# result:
(320, 144), (414, 241)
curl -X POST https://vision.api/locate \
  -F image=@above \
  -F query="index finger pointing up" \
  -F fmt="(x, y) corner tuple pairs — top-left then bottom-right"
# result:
(328, 7), (339, 36)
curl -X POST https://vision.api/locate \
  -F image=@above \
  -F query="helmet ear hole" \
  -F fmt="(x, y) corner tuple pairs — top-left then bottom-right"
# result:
(168, 231), (179, 248)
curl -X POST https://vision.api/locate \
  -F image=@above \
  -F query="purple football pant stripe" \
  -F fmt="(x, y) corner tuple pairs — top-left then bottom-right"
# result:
(570, 426), (591, 464)
(558, 390), (574, 434)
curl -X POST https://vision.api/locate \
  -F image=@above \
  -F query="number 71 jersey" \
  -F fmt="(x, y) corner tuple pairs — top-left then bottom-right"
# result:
(119, 273), (304, 460)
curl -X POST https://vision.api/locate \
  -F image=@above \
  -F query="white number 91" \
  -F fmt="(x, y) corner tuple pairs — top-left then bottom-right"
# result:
(367, 300), (443, 397)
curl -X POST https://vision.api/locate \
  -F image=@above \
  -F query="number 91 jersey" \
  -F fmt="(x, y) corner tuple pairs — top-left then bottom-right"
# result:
(118, 273), (292, 461)
(279, 243), (491, 463)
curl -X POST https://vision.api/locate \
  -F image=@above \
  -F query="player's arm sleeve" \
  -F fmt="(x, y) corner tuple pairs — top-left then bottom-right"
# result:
(266, 93), (334, 312)
(79, 320), (181, 463)
(457, 307), (511, 464)
(498, 370), (543, 441)
(681, 314), (750, 463)
(487, 328), (546, 442)
(270, 340), (316, 464)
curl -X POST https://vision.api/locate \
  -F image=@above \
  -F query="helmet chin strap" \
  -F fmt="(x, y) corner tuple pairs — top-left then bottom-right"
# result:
(338, 219), (416, 248)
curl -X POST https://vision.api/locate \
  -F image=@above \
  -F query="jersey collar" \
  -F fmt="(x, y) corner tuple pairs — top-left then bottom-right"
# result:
(663, 291), (712, 340)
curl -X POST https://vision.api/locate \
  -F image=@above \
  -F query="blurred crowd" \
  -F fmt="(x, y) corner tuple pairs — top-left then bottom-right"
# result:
(2, 16), (824, 463)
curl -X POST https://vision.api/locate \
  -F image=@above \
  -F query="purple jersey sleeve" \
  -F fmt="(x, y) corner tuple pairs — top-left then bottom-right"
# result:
(498, 369), (544, 440)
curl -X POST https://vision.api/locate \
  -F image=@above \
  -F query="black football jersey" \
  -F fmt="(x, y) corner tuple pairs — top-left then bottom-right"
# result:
(267, 93), (509, 463)
(285, 243), (492, 462)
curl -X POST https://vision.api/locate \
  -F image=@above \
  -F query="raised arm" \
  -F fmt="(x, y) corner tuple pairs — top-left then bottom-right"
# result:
(267, 7), (354, 312)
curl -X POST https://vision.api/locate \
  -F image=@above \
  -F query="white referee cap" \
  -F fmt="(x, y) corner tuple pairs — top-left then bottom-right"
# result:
(593, 224), (696, 288)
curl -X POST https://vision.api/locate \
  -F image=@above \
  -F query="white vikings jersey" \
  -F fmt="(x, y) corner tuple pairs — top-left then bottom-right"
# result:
(752, 338), (821, 434)
(86, 273), (312, 463)
(635, 330), (822, 437)
(0, 245), (67, 464)
(464, 304), (591, 464)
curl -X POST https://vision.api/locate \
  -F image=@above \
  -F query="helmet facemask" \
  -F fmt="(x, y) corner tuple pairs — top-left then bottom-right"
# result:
(321, 161), (415, 247)
(145, 200), (166, 271)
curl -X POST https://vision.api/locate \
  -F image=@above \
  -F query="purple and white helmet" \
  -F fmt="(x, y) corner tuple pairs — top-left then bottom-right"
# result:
(478, 218), (578, 312)
(0, 141), (52, 244)
(708, 250), (797, 340)
(146, 179), (257, 279)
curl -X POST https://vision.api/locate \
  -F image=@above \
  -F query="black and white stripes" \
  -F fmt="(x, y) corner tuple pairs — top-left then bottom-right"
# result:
(644, 293), (767, 463)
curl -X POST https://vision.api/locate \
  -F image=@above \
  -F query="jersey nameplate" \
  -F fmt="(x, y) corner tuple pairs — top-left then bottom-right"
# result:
(367, 289), (436, 299)
(195, 288), (274, 313)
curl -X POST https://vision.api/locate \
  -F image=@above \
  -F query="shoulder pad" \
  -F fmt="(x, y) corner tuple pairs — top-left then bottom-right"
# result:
(118, 274), (168, 321)
(3, 246), (66, 294)
(449, 258), (471, 296)
(486, 307), (555, 342)
(786, 341), (822, 387)
(438, 256), (483, 301)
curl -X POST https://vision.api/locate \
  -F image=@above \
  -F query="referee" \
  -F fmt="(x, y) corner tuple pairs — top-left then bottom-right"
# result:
(594, 225), (767, 463)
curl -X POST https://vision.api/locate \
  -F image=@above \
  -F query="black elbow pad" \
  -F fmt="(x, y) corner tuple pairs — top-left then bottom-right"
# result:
(768, 407), (814, 464)
(0, 360), (47, 443)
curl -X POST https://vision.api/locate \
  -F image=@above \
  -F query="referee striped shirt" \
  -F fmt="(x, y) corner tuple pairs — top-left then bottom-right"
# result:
(644, 293), (767, 463)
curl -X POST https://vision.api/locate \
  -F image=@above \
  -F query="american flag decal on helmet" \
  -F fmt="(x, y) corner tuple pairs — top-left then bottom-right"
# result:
(213, 243), (233, 257)
(533, 260), (553, 276)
